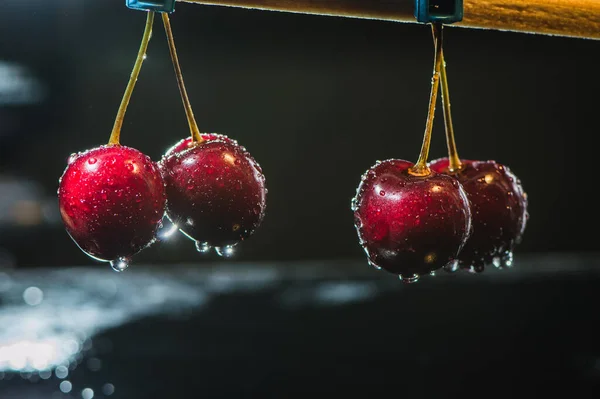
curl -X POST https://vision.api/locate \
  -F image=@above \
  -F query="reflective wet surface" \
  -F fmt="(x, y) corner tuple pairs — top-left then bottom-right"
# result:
(1, 254), (599, 398)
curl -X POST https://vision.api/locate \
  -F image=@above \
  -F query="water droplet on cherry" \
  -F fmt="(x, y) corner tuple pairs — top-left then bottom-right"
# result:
(444, 259), (459, 273)
(367, 259), (381, 270)
(400, 274), (420, 284)
(110, 257), (130, 272)
(467, 263), (485, 273)
(195, 241), (211, 253)
(215, 245), (236, 257)
(492, 256), (502, 268)
(502, 251), (513, 267)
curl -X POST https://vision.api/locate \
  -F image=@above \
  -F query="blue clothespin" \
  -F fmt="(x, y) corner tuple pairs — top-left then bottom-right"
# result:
(126, 0), (176, 13)
(414, 0), (463, 24)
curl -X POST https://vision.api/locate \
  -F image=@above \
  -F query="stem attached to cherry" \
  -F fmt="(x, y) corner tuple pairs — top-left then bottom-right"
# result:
(108, 11), (155, 146)
(162, 13), (203, 144)
(440, 51), (462, 172)
(409, 22), (444, 177)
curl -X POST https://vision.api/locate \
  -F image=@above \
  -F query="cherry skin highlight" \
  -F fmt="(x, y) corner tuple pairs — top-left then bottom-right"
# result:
(164, 134), (232, 157)
(352, 159), (472, 282)
(430, 158), (528, 272)
(159, 135), (266, 252)
(58, 145), (166, 266)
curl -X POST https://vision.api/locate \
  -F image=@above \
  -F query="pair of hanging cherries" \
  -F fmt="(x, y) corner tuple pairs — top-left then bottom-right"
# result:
(58, 11), (267, 271)
(352, 22), (529, 283)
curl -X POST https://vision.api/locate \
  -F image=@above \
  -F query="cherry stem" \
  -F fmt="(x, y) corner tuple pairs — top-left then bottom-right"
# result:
(410, 23), (444, 177)
(108, 11), (155, 146)
(162, 13), (203, 144)
(440, 51), (462, 172)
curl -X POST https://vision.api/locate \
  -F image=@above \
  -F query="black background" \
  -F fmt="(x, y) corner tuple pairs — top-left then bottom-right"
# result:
(0, 0), (598, 267)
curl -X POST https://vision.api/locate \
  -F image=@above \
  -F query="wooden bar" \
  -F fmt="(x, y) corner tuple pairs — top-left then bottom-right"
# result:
(178, 0), (600, 40)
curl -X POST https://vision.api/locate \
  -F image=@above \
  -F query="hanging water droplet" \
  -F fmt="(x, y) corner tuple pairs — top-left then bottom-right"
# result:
(367, 259), (381, 270)
(444, 259), (459, 273)
(502, 251), (513, 268)
(67, 154), (77, 164)
(195, 241), (211, 253)
(400, 274), (419, 284)
(215, 245), (236, 257)
(110, 258), (130, 272)
(429, 271), (436, 276)
(350, 197), (358, 211)
(158, 222), (178, 240)
(468, 263), (485, 273)
(492, 256), (502, 268)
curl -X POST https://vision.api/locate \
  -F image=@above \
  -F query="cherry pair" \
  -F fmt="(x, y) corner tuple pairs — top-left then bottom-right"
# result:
(58, 12), (266, 271)
(352, 23), (529, 283)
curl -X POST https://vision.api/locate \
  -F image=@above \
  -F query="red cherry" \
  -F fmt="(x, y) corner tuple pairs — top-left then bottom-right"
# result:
(164, 134), (232, 157)
(430, 158), (528, 272)
(352, 159), (472, 282)
(58, 145), (166, 270)
(159, 136), (266, 255)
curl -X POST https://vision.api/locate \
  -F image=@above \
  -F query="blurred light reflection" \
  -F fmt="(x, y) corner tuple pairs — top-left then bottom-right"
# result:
(82, 387), (94, 399)
(0, 268), (207, 374)
(59, 380), (72, 393)
(102, 383), (115, 396)
(0, 62), (45, 106)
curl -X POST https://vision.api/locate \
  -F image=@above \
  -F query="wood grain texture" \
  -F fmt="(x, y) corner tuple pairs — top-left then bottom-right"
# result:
(179, 0), (600, 39)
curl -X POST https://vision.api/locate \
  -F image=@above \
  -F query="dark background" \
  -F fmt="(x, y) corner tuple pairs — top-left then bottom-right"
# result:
(0, 0), (598, 267)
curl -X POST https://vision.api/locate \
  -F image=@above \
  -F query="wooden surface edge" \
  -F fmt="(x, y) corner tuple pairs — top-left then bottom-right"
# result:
(178, 0), (600, 40)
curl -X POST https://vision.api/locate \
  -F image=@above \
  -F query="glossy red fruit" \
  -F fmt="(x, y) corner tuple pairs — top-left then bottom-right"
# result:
(159, 135), (266, 255)
(164, 134), (232, 157)
(58, 145), (166, 270)
(352, 159), (472, 282)
(430, 158), (528, 272)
